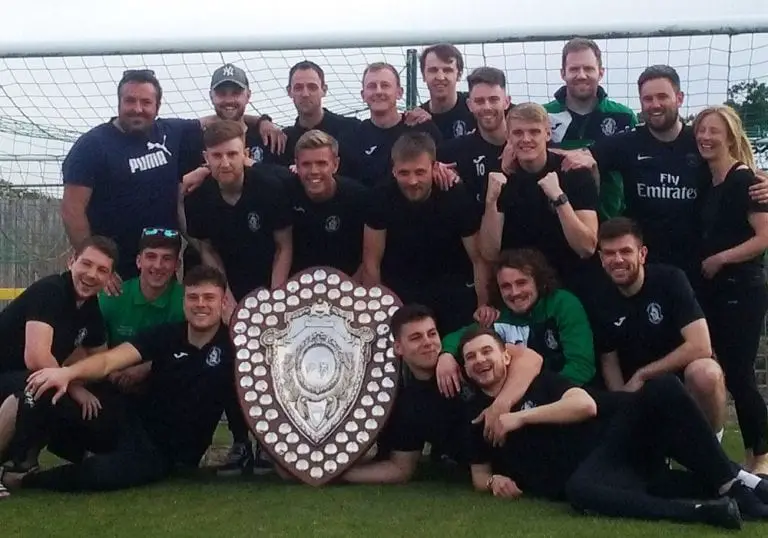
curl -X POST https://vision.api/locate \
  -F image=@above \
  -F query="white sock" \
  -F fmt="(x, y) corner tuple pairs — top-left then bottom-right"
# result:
(738, 469), (762, 489)
(716, 429), (724, 443)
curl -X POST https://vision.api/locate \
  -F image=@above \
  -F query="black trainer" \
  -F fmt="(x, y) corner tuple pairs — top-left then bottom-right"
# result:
(216, 442), (255, 477)
(754, 477), (768, 504)
(726, 481), (768, 521)
(252, 443), (274, 476)
(694, 497), (742, 530)
(1, 460), (39, 475)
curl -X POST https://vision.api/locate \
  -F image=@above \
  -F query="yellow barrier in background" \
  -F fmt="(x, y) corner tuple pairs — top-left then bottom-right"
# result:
(0, 288), (24, 301)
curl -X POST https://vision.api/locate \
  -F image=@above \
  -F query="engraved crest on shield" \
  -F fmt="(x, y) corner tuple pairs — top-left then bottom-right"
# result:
(230, 267), (402, 485)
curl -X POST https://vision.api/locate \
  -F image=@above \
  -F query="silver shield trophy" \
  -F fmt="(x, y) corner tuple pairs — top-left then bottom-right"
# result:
(231, 267), (402, 485)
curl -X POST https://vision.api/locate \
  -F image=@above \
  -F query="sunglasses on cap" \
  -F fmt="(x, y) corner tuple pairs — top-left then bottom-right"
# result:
(142, 227), (179, 238)
(122, 68), (156, 77)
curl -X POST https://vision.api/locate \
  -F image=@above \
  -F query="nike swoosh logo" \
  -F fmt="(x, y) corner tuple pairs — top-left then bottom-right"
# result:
(637, 154), (652, 161)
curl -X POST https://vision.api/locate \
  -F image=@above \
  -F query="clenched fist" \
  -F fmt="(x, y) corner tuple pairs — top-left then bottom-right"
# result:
(537, 171), (563, 200)
(486, 172), (508, 205)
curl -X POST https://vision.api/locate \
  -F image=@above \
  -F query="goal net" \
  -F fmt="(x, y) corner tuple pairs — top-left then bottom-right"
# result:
(3, 33), (768, 195)
(0, 23), (767, 296)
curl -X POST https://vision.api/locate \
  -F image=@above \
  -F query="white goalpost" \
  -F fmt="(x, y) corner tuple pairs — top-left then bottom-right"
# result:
(0, 12), (767, 197)
(0, 5), (767, 297)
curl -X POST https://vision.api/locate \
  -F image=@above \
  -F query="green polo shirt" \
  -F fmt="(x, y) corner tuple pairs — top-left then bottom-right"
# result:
(544, 86), (638, 220)
(98, 277), (185, 347)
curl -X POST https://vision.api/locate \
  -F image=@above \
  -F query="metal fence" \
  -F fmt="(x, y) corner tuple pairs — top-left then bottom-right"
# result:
(0, 197), (69, 294)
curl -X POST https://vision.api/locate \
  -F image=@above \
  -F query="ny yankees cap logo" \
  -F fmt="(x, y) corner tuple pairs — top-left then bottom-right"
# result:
(211, 63), (249, 90)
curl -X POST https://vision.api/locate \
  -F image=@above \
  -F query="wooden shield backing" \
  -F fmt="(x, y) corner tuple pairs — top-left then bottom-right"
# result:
(230, 267), (402, 486)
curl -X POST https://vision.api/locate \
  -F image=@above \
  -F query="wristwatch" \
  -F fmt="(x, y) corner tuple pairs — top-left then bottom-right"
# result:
(551, 193), (569, 207)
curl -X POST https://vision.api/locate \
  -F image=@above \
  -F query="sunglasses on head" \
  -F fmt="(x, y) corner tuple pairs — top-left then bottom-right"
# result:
(122, 68), (156, 78)
(142, 228), (179, 238)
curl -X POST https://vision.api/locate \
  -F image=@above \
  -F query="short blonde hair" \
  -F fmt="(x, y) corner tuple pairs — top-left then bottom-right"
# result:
(506, 102), (550, 132)
(693, 105), (756, 171)
(362, 62), (401, 87)
(294, 129), (339, 158)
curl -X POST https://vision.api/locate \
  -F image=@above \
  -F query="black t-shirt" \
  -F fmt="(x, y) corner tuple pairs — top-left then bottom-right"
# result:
(338, 116), (443, 187)
(131, 322), (234, 466)
(378, 375), (466, 457)
(421, 91), (477, 140)
(496, 151), (598, 280)
(463, 371), (601, 500)
(366, 180), (479, 292)
(186, 122), (282, 168)
(282, 109), (361, 166)
(593, 264), (704, 379)
(184, 166), (293, 300)
(437, 131), (505, 209)
(244, 125), (284, 166)
(700, 164), (768, 286)
(286, 174), (369, 276)
(590, 125), (711, 281)
(0, 272), (105, 372)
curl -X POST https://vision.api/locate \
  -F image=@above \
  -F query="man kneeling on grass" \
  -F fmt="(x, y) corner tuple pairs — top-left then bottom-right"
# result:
(0, 265), (236, 496)
(459, 326), (768, 529)
(339, 304), (543, 484)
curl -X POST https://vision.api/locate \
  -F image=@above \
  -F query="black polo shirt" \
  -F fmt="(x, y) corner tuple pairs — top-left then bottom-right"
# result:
(365, 180), (479, 293)
(463, 371), (601, 500)
(437, 131), (505, 210)
(421, 91), (477, 140)
(593, 264), (704, 380)
(378, 373), (467, 461)
(496, 151), (598, 282)
(700, 164), (768, 286)
(131, 322), (234, 467)
(282, 109), (361, 166)
(184, 166), (293, 300)
(287, 174), (369, 276)
(0, 271), (105, 372)
(338, 116), (443, 187)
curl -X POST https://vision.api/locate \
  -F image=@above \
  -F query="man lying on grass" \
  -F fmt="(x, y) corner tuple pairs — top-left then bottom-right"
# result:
(0, 265), (236, 497)
(458, 326), (768, 530)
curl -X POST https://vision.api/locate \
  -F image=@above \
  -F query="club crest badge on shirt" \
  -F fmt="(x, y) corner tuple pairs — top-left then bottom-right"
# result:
(452, 120), (468, 138)
(600, 117), (617, 136)
(324, 215), (341, 233)
(646, 302), (664, 325)
(544, 328), (559, 350)
(74, 327), (88, 347)
(206, 346), (222, 367)
(250, 146), (264, 163)
(247, 211), (261, 232)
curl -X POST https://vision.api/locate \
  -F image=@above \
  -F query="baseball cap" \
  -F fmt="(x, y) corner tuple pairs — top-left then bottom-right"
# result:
(210, 63), (249, 90)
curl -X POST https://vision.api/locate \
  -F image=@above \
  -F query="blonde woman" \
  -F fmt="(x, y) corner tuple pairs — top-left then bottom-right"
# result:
(694, 105), (768, 474)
